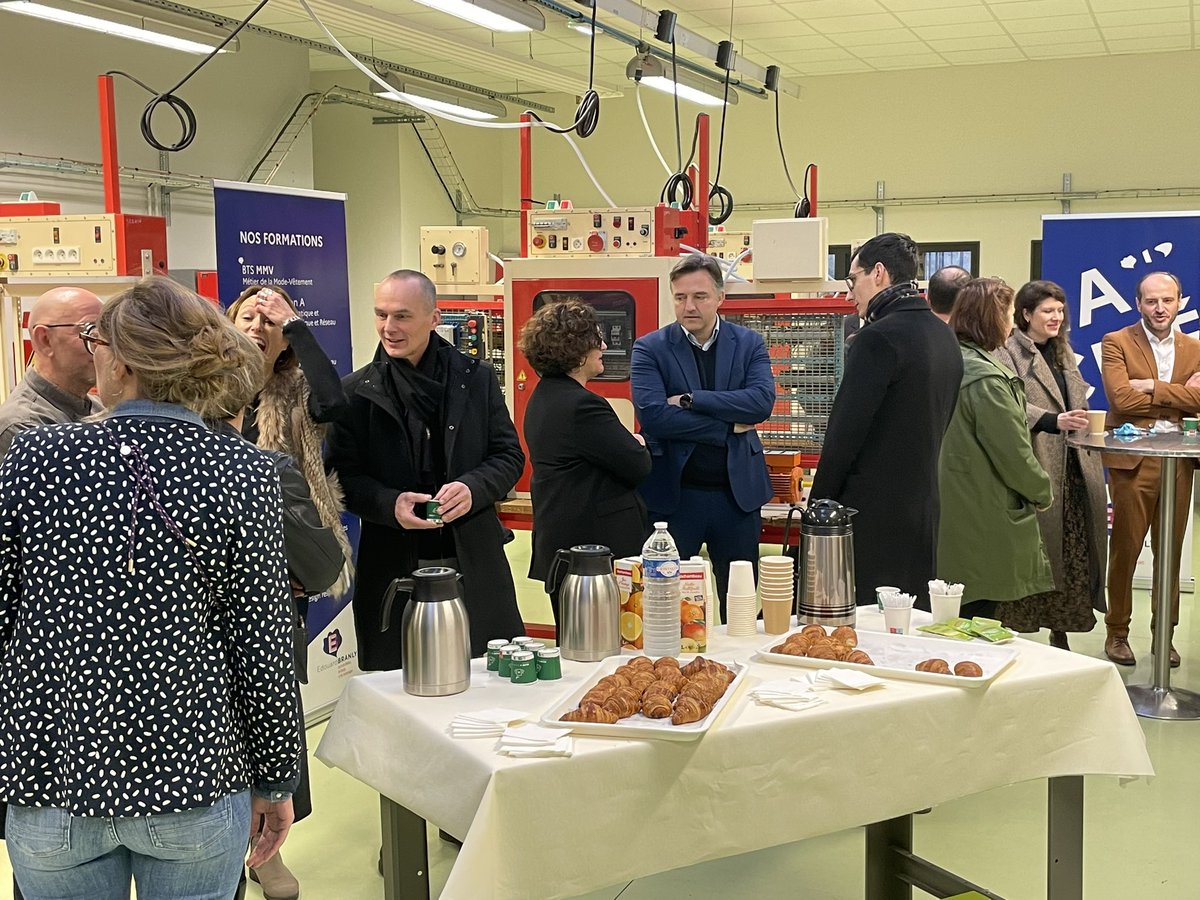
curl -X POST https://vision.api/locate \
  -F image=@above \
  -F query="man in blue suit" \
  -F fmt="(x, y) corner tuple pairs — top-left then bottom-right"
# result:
(631, 254), (776, 617)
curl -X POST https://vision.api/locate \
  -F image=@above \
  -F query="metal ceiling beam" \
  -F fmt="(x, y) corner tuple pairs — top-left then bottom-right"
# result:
(110, 0), (558, 112)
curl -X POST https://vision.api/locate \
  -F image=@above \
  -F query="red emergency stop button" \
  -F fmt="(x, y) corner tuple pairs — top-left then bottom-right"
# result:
(532, 234), (545, 249)
(587, 233), (604, 253)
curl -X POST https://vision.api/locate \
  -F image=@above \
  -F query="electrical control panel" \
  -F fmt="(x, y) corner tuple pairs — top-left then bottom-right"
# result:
(0, 214), (167, 277)
(439, 309), (505, 390)
(420, 226), (490, 287)
(750, 217), (829, 281)
(525, 205), (702, 258)
(707, 228), (753, 280)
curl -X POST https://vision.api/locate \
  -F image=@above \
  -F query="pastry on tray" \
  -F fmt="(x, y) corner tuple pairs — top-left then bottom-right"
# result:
(559, 656), (735, 728)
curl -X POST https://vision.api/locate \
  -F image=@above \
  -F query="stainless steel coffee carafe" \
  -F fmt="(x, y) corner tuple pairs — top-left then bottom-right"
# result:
(787, 500), (857, 627)
(381, 566), (471, 696)
(549, 544), (620, 662)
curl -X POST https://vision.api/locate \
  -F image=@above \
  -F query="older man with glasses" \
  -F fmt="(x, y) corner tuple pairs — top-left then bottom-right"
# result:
(809, 233), (963, 610)
(0, 286), (103, 458)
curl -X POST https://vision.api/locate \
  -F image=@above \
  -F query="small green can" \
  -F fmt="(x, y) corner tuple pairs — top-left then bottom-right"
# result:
(425, 498), (443, 523)
(497, 643), (520, 678)
(486, 639), (508, 672)
(511, 636), (536, 649)
(509, 650), (537, 684)
(523, 641), (546, 658)
(536, 647), (562, 680)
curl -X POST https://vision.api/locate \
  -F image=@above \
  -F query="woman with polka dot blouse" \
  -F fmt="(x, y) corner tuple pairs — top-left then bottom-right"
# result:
(0, 277), (301, 900)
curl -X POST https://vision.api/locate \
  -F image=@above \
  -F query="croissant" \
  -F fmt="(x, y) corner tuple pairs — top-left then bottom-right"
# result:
(800, 624), (827, 638)
(671, 694), (713, 725)
(831, 644), (851, 661)
(641, 692), (673, 718)
(653, 655), (681, 669)
(806, 643), (840, 660)
(580, 687), (613, 706)
(602, 687), (643, 719)
(561, 702), (619, 724)
(831, 626), (858, 648)
(846, 650), (874, 665)
(628, 672), (658, 693)
(953, 661), (983, 677)
(645, 679), (679, 700)
(627, 656), (655, 670)
(596, 673), (630, 691)
(915, 658), (951, 674)
(779, 643), (807, 656)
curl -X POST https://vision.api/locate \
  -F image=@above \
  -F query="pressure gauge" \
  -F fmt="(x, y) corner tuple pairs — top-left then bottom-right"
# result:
(452, 242), (468, 258)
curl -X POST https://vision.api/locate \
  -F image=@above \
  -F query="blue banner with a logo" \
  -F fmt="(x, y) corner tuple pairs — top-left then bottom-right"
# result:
(213, 180), (358, 716)
(1042, 211), (1200, 411)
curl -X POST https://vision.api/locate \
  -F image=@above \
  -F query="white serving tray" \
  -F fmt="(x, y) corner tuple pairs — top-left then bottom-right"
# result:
(755, 628), (1018, 689)
(540, 654), (748, 741)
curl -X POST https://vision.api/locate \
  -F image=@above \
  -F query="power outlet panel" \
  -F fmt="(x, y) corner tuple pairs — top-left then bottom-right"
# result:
(0, 214), (167, 277)
(707, 229), (753, 279)
(420, 226), (490, 287)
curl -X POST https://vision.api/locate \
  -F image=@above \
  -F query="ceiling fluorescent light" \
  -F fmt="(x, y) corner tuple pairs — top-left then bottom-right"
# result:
(373, 75), (506, 120)
(0, 0), (238, 54)
(625, 53), (736, 108)
(410, 0), (544, 33)
(566, 18), (599, 36)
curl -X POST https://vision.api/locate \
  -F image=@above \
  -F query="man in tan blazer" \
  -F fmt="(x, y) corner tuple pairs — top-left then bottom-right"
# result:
(1101, 271), (1200, 666)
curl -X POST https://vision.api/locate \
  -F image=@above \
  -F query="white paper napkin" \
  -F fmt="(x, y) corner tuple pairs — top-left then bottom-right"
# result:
(809, 668), (885, 691)
(449, 708), (529, 739)
(748, 678), (826, 711)
(497, 723), (574, 757)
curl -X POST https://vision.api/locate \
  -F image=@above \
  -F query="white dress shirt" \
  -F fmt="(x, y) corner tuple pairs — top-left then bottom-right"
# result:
(1141, 322), (1180, 433)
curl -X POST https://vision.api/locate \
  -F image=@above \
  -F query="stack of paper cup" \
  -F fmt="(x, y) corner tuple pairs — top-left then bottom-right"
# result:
(880, 591), (916, 635)
(928, 579), (965, 624)
(726, 560), (759, 637)
(758, 555), (795, 635)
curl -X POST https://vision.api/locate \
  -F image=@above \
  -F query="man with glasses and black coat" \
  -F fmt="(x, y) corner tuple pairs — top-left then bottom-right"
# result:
(809, 233), (963, 609)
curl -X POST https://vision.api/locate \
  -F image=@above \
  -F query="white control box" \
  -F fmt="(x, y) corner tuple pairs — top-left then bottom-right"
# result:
(420, 226), (490, 287)
(750, 217), (829, 281)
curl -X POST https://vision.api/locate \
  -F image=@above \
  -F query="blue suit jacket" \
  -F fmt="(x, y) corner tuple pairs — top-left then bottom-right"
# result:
(631, 319), (776, 514)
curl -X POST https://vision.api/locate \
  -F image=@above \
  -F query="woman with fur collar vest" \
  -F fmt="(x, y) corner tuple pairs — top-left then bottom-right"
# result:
(226, 284), (354, 900)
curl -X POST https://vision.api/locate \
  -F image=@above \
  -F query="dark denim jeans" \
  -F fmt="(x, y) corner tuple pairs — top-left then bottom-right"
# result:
(7, 791), (249, 900)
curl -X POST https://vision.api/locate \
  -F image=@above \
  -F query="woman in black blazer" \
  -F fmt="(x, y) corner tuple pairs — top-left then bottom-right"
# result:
(519, 300), (652, 626)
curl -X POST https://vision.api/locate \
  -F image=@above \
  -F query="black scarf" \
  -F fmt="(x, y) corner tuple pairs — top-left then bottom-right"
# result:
(864, 280), (920, 324)
(386, 337), (447, 491)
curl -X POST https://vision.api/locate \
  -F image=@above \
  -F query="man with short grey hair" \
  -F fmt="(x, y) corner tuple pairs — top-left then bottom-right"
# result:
(326, 269), (524, 672)
(0, 286), (103, 457)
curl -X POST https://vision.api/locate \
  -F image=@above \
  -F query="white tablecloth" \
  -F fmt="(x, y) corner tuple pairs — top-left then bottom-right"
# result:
(315, 611), (1153, 900)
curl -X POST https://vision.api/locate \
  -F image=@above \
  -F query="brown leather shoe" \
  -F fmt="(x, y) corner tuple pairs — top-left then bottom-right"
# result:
(1105, 634), (1136, 666)
(1152, 641), (1182, 668)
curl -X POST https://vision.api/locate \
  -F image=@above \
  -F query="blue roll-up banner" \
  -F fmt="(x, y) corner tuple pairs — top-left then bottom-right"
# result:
(1042, 211), (1200, 411)
(213, 180), (359, 719)
(1042, 211), (1197, 591)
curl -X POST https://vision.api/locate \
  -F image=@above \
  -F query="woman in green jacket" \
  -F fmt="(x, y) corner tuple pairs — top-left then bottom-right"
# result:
(938, 278), (1055, 620)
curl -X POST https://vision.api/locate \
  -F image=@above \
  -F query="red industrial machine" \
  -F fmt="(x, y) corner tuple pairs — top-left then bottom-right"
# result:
(506, 115), (712, 493)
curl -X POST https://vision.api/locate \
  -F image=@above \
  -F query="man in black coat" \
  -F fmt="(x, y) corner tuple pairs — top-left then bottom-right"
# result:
(326, 270), (525, 670)
(809, 233), (962, 609)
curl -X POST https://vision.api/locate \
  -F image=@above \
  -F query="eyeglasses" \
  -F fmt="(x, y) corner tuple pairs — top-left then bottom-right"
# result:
(38, 321), (92, 331)
(845, 267), (871, 290)
(78, 323), (110, 356)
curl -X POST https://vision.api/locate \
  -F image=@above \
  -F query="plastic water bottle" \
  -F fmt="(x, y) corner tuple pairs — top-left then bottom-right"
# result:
(642, 522), (682, 658)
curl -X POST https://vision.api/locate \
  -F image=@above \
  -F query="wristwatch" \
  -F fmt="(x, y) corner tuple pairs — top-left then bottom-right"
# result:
(281, 315), (303, 328)
(679, 393), (694, 410)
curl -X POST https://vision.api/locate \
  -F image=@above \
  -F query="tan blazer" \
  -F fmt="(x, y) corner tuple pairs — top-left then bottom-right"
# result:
(1100, 323), (1200, 469)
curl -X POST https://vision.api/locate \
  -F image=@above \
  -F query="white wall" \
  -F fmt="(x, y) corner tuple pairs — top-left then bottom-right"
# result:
(0, 14), (314, 269)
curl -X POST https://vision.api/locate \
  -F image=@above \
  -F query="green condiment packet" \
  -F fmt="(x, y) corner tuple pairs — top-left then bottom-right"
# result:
(974, 625), (1016, 643)
(916, 624), (975, 641)
(970, 616), (1003, 630)
(948, 617), (976, 634)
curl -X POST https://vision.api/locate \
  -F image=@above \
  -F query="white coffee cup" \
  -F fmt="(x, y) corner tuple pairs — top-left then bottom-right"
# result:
(882, 605), (912, 635)
(929, 592), (962, 625)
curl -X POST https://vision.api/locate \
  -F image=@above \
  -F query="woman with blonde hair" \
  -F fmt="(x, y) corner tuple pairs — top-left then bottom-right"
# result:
(0, 276), (300, 899)
(937, 277), (1055, 620)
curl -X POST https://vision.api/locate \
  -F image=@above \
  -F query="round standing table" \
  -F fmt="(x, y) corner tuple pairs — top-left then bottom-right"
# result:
(1070, 430), (1200, 720)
